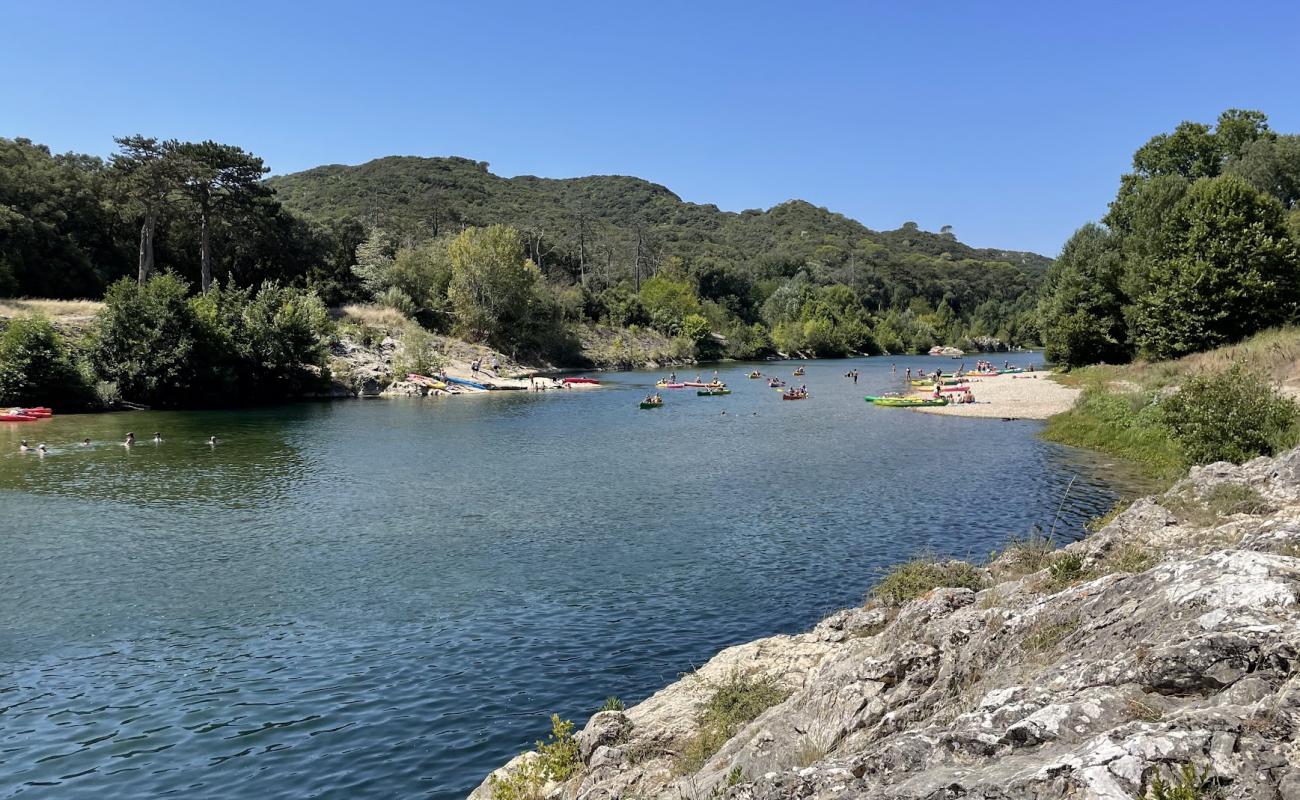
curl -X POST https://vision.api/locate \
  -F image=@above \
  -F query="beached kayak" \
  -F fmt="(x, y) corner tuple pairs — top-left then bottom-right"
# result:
(562, 377), (600, 385)
(865, 396), (948, 407)
(444, 376), (490, 390)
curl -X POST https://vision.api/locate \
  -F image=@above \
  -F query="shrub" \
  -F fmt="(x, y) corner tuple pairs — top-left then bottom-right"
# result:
(393, 324), (445, 377)
(377, 286), (418, 316)
(1144, 763), (1214, 800)
(535, 714), (580, 781)
(0, 315), (91, 406)
(677, 672), (790, 773)
(487, 713), (581, 800)
(599, 696), (625, 712)
(869, 557), (986, 607)
(1160, 364), (1299, 465)
(1045, 551), (1087, 590)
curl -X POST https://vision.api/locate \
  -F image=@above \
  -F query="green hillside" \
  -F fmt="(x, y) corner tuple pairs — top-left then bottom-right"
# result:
(268, 156), (1050, 344)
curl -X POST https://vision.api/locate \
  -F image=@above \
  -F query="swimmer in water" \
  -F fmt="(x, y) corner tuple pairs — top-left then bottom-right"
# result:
(81, 438), (91, 447)
(37, 443), (47, 454)
(19, 440), (29, 452)
(123, 432), (135, 447)
(152, 432), (163, 444)
(208, 436), (219, 446)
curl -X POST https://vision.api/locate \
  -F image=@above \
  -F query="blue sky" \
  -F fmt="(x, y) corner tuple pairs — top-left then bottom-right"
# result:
(3, 0), (1297, 255)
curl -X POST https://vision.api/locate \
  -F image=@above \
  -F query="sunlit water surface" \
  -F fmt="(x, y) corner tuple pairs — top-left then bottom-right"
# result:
(0, 355), (1148, 798)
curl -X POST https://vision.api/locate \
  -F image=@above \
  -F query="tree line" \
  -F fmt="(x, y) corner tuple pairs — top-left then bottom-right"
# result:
(1038, 109), (1300, 367)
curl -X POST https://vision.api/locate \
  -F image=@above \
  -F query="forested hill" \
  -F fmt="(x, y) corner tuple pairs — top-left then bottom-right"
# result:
(268, 155), (1050, 304)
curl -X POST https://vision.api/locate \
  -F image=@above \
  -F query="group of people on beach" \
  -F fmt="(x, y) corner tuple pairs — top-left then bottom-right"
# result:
(18, 432), (219, 456)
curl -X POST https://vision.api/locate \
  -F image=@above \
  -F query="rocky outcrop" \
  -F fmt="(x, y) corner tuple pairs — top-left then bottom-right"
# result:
(471, 450), (1300, 799)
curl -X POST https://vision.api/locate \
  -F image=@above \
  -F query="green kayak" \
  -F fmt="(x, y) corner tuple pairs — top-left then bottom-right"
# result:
(697, 389), (732, 396)
(865, 395), (948, 407)
(639, 401), (663, 409)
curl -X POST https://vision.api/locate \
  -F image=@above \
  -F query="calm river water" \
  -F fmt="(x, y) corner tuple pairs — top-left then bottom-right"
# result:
(0, 354), (1145, 798)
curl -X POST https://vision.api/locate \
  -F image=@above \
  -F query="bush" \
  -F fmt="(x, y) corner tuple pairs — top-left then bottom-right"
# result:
(869, 557), (986, 607)
(487, 714), (580, 800)
(393, 324), (444, 377)
(92, 274), (203, 405)
(93, 274), (332, 406)
(599, 696), (625, 712)
(0, 316), (91, 406)
(1160, 364), (1299, 465)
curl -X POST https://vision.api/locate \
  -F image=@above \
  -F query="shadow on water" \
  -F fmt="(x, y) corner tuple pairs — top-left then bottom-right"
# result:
(0, 353), (1150, 799)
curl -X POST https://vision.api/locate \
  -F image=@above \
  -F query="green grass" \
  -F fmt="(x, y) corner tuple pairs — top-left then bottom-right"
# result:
(868, 557), (987, 607)
(598, 696), (625, 712)
(676, 672), (790, 774)
(1041, 386), (1185, 482)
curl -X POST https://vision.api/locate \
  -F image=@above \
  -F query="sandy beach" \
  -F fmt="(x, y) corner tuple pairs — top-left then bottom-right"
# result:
(908, 372), (1079, 419)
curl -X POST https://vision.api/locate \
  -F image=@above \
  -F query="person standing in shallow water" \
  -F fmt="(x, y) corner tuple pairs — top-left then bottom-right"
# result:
(123, 432), (135, 447)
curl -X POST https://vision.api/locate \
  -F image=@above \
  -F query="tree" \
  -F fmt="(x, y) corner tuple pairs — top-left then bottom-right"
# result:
(92, 273), (203, 405)
(0, 316), (89, 406)
(1129, 175), (1298, 359)
(1037, 224), (1128, 367)
(111, 135), (182, 284)
(447, 225), (540, 342)
(172, 141), (270, 292)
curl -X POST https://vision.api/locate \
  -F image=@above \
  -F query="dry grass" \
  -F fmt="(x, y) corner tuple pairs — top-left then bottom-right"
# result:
(0, 298), (104, 320)
(335, 303), (410, 330)
(1062, 326), (1300, 398)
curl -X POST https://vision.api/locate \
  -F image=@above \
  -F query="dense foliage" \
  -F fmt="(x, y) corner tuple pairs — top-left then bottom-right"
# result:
(1039, 110), (1300, 366)
(1159, 364), (1299, 465)
(0, 316), (90, 407)
(92, 274), (331, 406)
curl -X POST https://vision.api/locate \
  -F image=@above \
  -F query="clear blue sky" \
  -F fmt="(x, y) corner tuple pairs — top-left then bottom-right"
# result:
(4, 0), (1297, 256)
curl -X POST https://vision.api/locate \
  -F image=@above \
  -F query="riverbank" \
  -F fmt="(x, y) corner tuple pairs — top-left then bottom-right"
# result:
(909, 371), (1079, 419)
(472, 448), (1300, 799)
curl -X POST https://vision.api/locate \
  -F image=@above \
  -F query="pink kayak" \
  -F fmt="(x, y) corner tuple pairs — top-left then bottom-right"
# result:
(562, 377), (600, 385)
(656, 382), (686, 389)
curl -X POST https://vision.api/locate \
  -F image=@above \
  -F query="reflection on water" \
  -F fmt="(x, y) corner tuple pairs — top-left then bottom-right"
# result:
(0, 354), (1147, 799)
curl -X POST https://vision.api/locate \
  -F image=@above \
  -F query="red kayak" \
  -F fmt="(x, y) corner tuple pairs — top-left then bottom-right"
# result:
(936, 385), (972, 393)
(562, 377), (600, 385)
(0, 414), (38, 421)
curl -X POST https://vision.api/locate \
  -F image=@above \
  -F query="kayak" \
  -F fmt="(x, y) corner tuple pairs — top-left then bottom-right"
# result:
(793, 369), (805, 376)
(445, 376), (490, 390)
(864, 396), (948, 407)
(910, 379), (964, 387)
(748, 372), (762, 379)
(639, 401), (663, 409)
(782, 392), (808, 400)
(0, 414), (38, 422)
(697, 389), (731, 396)
(684, 381), (723, 388)
(406, 374), (447, 390)
(935, 385), (972, 393)
(563, 377), (600, 385)
(656, 382), (686, 389)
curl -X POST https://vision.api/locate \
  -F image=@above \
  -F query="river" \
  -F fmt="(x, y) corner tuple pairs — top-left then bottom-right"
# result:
(0, 354), (1146, 799)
